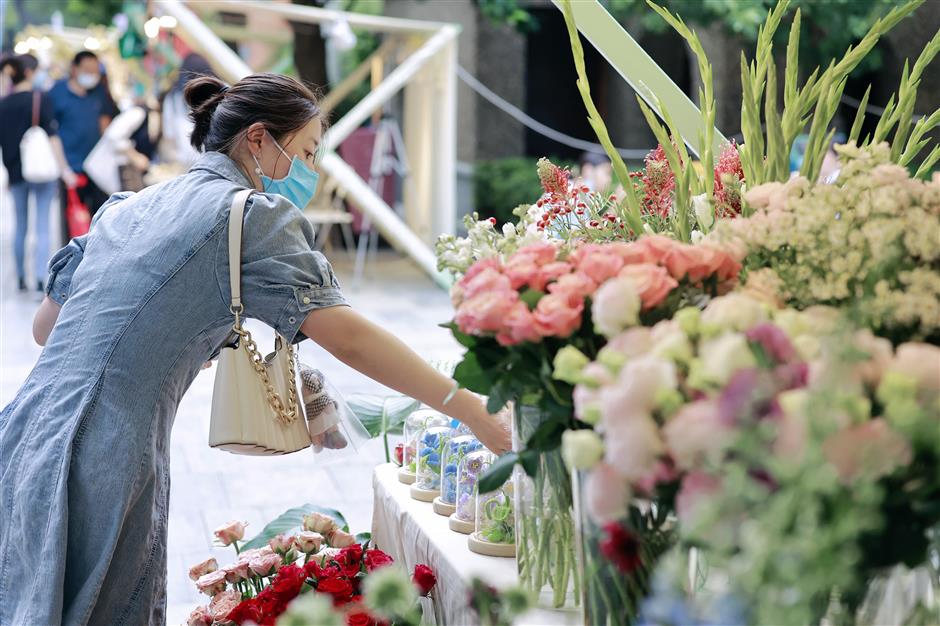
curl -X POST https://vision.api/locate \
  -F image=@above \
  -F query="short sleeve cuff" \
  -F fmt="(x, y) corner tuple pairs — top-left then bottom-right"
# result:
(276, 285), (349, 344)
(45, 239), (86, 305)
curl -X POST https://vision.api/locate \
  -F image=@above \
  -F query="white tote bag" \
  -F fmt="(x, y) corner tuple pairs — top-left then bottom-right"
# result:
(208, 189), (312, 455)
(20, 91), (60, 184)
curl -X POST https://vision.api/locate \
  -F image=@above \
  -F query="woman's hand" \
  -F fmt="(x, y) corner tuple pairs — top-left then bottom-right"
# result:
(464, 409), (511, 455)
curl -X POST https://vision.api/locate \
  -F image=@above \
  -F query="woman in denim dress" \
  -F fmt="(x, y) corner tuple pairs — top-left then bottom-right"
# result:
(0, 73), (509, 625)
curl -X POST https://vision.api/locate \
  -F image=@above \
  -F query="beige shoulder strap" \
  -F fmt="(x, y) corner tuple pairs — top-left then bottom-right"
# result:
(228, 189), (253, 315)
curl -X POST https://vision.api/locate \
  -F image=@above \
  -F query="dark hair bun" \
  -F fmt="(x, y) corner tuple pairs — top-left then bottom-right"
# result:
(184, 75), (229, 150)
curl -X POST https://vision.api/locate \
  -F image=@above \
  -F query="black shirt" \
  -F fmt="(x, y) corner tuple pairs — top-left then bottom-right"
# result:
(0, 90), (58, 185)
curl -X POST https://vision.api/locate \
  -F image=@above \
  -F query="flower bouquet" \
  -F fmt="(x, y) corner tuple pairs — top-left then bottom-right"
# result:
(444, 235), (741, 607)
(721, 142), (940, 344)
(187, 506), (437, 626)
(562, 291), (940, 624)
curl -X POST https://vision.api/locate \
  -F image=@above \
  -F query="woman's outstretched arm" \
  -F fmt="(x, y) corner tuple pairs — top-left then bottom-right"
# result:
(301, 305), (511, 454)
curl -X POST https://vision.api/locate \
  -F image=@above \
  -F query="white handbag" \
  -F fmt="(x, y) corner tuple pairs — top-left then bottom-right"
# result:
(208, 189), (311, 455)
(20, 91), (60, 184)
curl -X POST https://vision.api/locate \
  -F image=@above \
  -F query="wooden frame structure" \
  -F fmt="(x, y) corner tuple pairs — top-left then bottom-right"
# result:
(155, 0), (457, 287)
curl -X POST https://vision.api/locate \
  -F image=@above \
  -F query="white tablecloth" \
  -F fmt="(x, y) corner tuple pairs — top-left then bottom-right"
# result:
(371, 464), (579, 626)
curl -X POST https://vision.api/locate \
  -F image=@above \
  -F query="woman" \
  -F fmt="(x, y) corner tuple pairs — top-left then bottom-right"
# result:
(0, 53), (76, 292)
(0, 73), (509, 625)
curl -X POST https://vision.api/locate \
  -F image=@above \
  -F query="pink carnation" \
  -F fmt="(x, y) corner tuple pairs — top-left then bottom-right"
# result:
(455, 290), (520, 335)
(533, 293), (584, 338)
(209, 589), (241, 623)
(188, 557), (218, 582)
(248, 552), (282, 577)
(577, 249), (624, 284)
(536, 261), (574, 291)
(617, 263), (678, 309)
(187, 606), (212, 626)
(517, 242), (560, 266)
(222, 560), (250, 584)
(460, 257), (502, 284)
(503, 256), (540, 290)
(630, 235), (677, 264)
(497, 301), (542, 346)
(547, 271), (598, 301)
(195, 570), (228, 596)
(460, 267), (513, 301)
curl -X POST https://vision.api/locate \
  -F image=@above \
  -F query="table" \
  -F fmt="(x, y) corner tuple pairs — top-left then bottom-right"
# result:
(371, 464), (580, 626)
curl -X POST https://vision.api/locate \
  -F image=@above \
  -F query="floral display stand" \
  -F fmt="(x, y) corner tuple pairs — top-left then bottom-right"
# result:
(371, 463), (579, 626)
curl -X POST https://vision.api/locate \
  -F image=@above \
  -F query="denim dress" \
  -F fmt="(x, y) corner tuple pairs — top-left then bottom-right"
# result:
(0, 152), (348, 625)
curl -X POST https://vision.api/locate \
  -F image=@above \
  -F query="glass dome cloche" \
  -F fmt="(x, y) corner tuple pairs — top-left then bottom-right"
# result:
(450, 449), (495, 534)
(410, 424), (454, 502)
(468, 473), (515, 558)
(434, 434), (483, 517)
(398, 408), (449, 485)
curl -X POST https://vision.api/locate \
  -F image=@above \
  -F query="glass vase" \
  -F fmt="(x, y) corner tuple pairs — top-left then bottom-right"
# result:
(512, 404), (580, 609)
(572, 469), (676, 626)
(824, 560), (940, 626)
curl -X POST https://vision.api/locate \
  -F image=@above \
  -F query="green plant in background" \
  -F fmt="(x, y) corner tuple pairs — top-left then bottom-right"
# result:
(482, 0), (906, 76)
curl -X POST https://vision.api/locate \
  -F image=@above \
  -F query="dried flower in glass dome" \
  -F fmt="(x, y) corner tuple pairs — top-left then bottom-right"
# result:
(469, 477), (515, 558)
(434, 435), (483, 517)
(410, 425), (454, 502)
(398, 409), (449, 485)
(450, 449), (495, 534)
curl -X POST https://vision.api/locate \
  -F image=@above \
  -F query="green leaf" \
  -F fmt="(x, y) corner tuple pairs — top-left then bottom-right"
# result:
(441, 322), (478, 349)
(519, 288), (545, 310)
(519, 448), (540, 477)
(453, 353), (493, 394)
(478, 453), (518, 493)
(355, 531), (372, 545)
(525, 419), (567, 452)
(486, 380), (513, 414)
(241, 504), (349, 551)
(346, 394), (420, 437)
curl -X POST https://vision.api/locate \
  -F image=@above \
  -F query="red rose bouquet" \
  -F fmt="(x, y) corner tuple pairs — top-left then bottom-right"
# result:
(187, 506), (435, 626)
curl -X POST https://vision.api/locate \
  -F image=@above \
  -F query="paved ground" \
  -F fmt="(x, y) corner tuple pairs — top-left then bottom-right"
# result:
(0, 191), (461, 623)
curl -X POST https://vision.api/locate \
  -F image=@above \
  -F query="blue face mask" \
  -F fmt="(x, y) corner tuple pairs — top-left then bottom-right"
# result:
(253, 134), (319, 209)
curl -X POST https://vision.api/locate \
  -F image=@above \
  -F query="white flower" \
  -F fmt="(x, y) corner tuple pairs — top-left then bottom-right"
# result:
(693, 193), (714, 229)
(700, 293), (767, 334)
(699, 333), (757, 386)
(561, 429), (605, 470)
(592, 277), (641, 338)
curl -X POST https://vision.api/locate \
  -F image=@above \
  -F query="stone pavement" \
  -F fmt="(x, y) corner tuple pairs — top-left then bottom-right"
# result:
(0, 194), (461, 623)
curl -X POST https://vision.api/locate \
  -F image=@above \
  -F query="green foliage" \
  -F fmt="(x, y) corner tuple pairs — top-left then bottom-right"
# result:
(240, 504), (349, 551)
(483, 0), (910, 75)
(472, 157), (558, 225)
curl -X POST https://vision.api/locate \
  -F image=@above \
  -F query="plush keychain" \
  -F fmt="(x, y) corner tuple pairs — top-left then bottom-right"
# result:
(299, 365), (348, 451)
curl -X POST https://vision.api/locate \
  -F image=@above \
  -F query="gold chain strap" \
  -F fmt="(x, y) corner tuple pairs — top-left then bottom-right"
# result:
(233, 323), (299, 424)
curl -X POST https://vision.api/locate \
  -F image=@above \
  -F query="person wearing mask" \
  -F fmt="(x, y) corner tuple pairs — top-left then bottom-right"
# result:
(0, 73), (510, 625)
(48, 50), (115, 243)
(0, 54), (76, 292)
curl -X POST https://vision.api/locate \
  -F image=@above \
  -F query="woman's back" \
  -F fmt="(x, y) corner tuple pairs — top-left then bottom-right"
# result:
(0, 150), (345, 626)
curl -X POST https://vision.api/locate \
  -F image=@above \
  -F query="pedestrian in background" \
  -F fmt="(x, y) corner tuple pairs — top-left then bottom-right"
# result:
(48, 50), (116, 244)
(0, 54), (75, 292)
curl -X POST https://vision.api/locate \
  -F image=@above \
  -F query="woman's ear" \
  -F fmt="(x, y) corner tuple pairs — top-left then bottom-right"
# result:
(244, 123), (266, 157)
